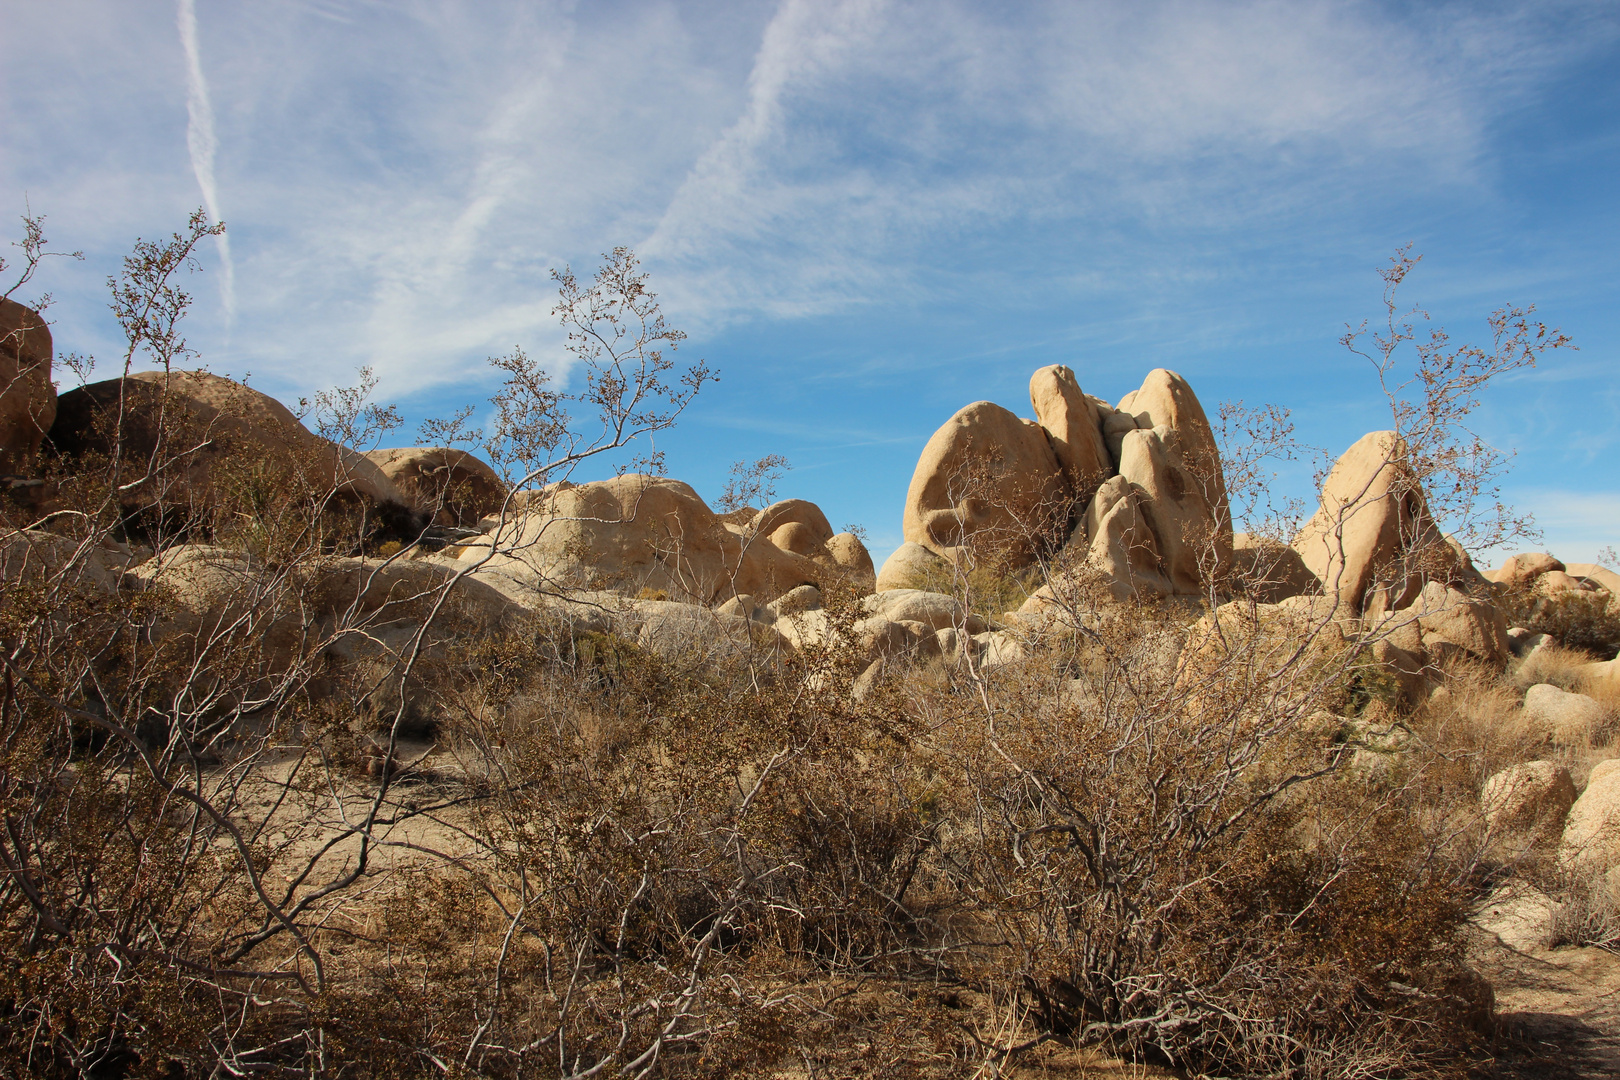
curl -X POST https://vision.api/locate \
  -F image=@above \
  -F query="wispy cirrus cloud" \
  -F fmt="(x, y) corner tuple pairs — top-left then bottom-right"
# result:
(0, 0), (1612, 399)
(177, 0), (233, 323)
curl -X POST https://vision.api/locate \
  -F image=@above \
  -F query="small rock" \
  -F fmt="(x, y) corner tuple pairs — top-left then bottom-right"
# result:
(1521, 683), (1607, 745)
(1560, 759), (1620, 878)
(1481, 760), (1577, 843)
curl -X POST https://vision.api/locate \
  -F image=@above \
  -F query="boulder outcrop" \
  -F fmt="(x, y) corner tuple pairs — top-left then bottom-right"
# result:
(897, 368), (1233, 599)
(1029, 365), (1112, 499)
(453, 474), (863, 607)
(1482, 760), (1577, 844)
(49, 370), (411, 531)
(1116, 368), (1228, 525)
(875, 541), (947, 592)
(1082, 474), (1173, 601)
(1561, 759), (1620, 879)
(1408, 581), (1510, 667)
(1291, 431), (1457, 614)
(902, 401), (1068, 567)
(1520, 683), (1607, 746)
(364, 447), (505, 528)
(1231, 532), (1318, 604)
(1116, 426), (1231, 593)
(0, 298), (56, 474)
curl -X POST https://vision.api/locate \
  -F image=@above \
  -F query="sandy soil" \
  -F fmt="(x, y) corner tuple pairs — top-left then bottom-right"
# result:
(1473, 883), (1620, 1078)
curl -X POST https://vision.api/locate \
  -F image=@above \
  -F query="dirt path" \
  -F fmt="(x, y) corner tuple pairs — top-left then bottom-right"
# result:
(1472, 885), (1620, 1078)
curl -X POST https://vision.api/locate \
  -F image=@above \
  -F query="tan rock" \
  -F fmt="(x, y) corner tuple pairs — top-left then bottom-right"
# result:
(0, 298), (55, 473)
(1481, 760), (1576, 843)
(364, 447), (505, 527)
(452, 474), (827, 606)
(1521, 683), (1608, 746)
(1533, 569), (1592, 596)
(49, 370), (409, 526)
(1370, 637), (1429, 709)
(1029, 365), (1112, 498)
(1231, 532), (1319, 603)
(767, 584), (823, 618)
(854, 614), (924, 662)
(823, 532), (876, 589)
(1565, 562), (1620, 598)
(902, 401), (1069, 567)
(971, 629), (1028, 668)
(751, 499), (834, 550)
(1084, 475), (1173, 601)
(1116, 368), (1228, 523)
(1560, 759), (1620, 878)
(875, 541), (948, 592)
(1098, 405), (1141, 465)
(1116, 426), (1231, 593)
(1408, 581), (1510, 666)
(631, 599), (779, 660)
(0, 528), (128, 592)
(1486, 552), (1563, 588)
(1291, 431), (1458, 614)
(861, 589), (987, 635)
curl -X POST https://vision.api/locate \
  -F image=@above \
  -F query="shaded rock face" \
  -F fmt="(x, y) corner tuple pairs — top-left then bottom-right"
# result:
(1232, 533), (1318, 604)
(0, 298), (55, 474)
(49, 370), (413, 538)
(458, 474), (868, 606)
(364, 447), (505, 528)
(902, 401), (1070, 568)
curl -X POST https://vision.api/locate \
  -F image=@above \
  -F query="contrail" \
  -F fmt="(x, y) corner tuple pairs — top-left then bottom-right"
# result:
(178, 0), (235, 324)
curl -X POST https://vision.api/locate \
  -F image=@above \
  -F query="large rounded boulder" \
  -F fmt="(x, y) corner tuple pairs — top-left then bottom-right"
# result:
(1029, 365), (1112, 501)
(0, 298), (56, 474)
(1116, 368), (1228, 524)
(902, 401), (1069, 567)
(364, 446), (506, 528)
(49, 370), (411, 535)
(1292, 431), (1459, 614)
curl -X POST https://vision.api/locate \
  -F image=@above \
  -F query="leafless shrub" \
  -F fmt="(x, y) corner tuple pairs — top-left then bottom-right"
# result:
(0, 225), (1577, 1079)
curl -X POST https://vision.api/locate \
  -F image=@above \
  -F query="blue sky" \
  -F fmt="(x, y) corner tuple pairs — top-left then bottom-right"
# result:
(3, 0), (1617, 565)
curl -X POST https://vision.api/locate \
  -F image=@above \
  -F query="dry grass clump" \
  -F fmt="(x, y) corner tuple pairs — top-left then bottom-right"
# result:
(1510, 639), (1602, 692)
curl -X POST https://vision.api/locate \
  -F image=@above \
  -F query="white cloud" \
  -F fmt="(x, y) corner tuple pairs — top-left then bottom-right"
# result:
(177, 0), (234, 323)
(0, 0), (1610, 400)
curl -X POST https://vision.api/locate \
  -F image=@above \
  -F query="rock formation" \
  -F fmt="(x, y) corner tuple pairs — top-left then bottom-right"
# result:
(0, 298), (56, 474)
(1029, 365), (1112, 500)
(891, 367), (1233, 603)
(901, 401), (1068, 567)
(449, 474), (872, 606)
(365, 447), (505, 528)
(49, 370), (411, 532)
(1291, 430), (1450, 615)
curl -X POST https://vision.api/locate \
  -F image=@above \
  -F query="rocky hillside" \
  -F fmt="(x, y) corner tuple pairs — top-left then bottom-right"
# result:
(5, 291), (1620, 1078)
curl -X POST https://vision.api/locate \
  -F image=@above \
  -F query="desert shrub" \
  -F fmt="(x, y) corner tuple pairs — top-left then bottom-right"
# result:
(1497, 579), (1620, 657)
(0, 221), (1566, 1079)
(1548, 868), (1620, 950)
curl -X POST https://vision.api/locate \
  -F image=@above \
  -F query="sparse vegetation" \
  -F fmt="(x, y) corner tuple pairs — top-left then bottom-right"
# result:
(1, 213), (1613, 1078)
